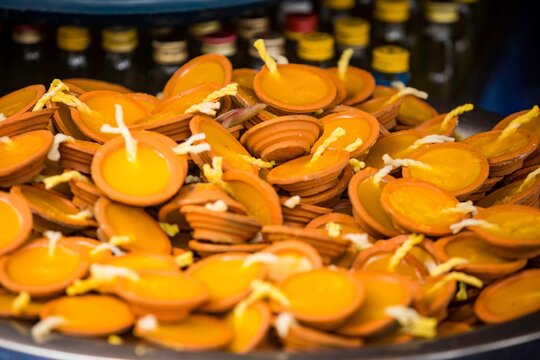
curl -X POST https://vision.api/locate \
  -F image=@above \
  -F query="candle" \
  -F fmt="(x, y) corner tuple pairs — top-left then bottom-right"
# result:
(226, 302), (270, 353)
(63, 78), (132, 94)
(0, 85), (45, 120)
(0, 192), (32, 256)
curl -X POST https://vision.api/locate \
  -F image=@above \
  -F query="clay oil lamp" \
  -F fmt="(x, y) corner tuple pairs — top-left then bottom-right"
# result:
(364, 130), (426, 169)
(11, 185), (96, 233)
(58, 139), (100, 175)
(48, 84), (88, 140)
(69, 179), (102, 212)
(225, 302), (271, 353)
(327, 48), (375, 105)
(134, 313), (233, 351)
(0, 289), (47, 320)
(0, 84), (45, 121)
(162, 54), (233, 99)
(0, 191), (32, 256)
(280, 198), (332, 227)
(240, 115), (323, 163)
(63, 78), (132, 93)
(348, 168), (401, 238)
(380, 179), (470, 237)
(232, 68), (256, 90)
(92, 131), (187, 207)
(261, 240), (322, 283)
(337, 271), (413, 337)
(231, 86), (276, 128)
(306, 213), (366, 237)
(188, 240), (268, 258)
(114, 270), (208, 322)
(434, 232), (526, 280)
(186, 253), (267, 313)
(385, 234), (440, 274)
(414, 275), (457, 320)
(252, 39), (337, 114)
(474, 269), (540, 324)
(100, 252), (179, 273)
(402, 142), (489, 198)
(71, 91), (150, 143)
(277, 268), (364, 330)
(0, 237), (89, 297)
(311, 109), (379, 160)
(261, 225), (351, 265)
(415, 104), (473, 137)
(152, 83), (220, 116)
(461, 204), (540, 259)
(94, 197), (171, 254)
(0, 130), (53, 187)
(297, 164), (353, 208)
(37, 295), (134, 337)
(58, 236), (112, 263)
(0, 108), (56, 138)
(125, 92), (159, 112)
(189, 115), (258, 173)
(181, 204), (262, 244)
(477, 168), (540, 207)
(222, 169), (283, 225)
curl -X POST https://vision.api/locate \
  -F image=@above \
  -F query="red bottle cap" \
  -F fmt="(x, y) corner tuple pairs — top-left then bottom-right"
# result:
(286, 13), (319, 34)
(201, 30), (237, 45)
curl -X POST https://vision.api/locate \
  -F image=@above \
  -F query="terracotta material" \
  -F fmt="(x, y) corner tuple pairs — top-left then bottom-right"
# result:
(261, 240), (323, 283)
(63, 78), (132, 93)
(226, 302), (271, 353)
(0, 191), (33, 256)
(327, 66), (375, 105)
(356, 96), (405, 131)
(0, 108), (55, 138)
(364, 129), (426, 169)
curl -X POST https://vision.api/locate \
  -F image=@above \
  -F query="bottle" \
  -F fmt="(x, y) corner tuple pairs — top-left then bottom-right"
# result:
(6, 24), (49, 93)
(371, 45), (410, 86)
(334, 17), (370, 69)
(320, 0), (356, 32)
(371, 0), (410, 48)
(147, 38), (188, 96)
(297, 32), (335, 68)
(278, 0), (314, 26)
(236, 13), (271, 67)
(101, 27), (140, 90)
(416, 1), (459, 100)
(138, 27), (175, 79)
(56, 26), (92, 79)
(247, 31), (286, 69)
(284, 12), (318, 62)
(188, 21), (221, 57)
(454, 0), (480, 97)
(200, 31), (239, 67)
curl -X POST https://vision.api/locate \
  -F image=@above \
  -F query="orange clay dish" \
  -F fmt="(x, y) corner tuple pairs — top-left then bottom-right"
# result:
(261, 240), (323, 283)
(433, 232), (527, 280)
(0, 288), (47, 319)
(0, 191), (33, 256)
(91, 131), (187, 206)
(0, 84), (45, 120)
(232, 68), (256, 90)
(414, 275), (457, 320)
(94, 197), (172, 254)
(225, 301), (271, 353)
(99, 252), (179, 273)
(38, 295), (135, 337)
(380, 179), (468, 237)
(162, 54), (232, 99)
(402, 142), (490, 197)
(327, 64), (375, 106)
(186, 253), (268, 313)
(278, 268), (364, 330)
(306, 213), (366, 236)
(385, 234), (440, 274)
(152, 83), (220, 116)
(252, 40), (336, 113)
(125, 93), (159, 112)
(63, 78), (132, 94)
(414, 104), (473, 137)
(311, 109), (380, 159)
(0, 237), (89, 297)
(71, 91), (150, 143)
(364, 130), (427, 169)
(474, 269), (540, 324)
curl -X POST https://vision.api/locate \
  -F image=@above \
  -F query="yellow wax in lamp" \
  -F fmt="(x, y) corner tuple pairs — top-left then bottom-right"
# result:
(279, 268), (363, 326)
(0, 131), (53, 173)
(63, 78), (132, 94)
(40, 295), (134, 336)
(364, 130), (426, 169)
(0, 192), (32, 256)
(475, 205), (540, 242)
(475, 269), (540, 324)
(404, 143), (489, 196)
(261, 241), (322, 283)
(101, 252), (179, 273)
(73, 91), (150, 142)
(268, 149), (350, 181)
(162, 54), (233, 99)
(361, 253), (424, 281)
(96, 199), (171, 254)
(444, 235), (513, 265)
(252, 39), (336, 113)
(125, 93), (160, 113)
(232, 68), (256, 90)
(0, 239), (88, 297)
(0, 290), (45, 319)
(372, 86), (437, 125)
(478, 172), (540, 207)
(0, 84), (45, 118)
(494, 108), (540, 139)
(338, 272), (411, 337)
(311, 111), (379, 158)
(226, 302), (270, 353)
(186, 253), (267, 312)
(153, 84), (219, 116)
(463, 130), (533, 159)
(16, 185), (80, 218)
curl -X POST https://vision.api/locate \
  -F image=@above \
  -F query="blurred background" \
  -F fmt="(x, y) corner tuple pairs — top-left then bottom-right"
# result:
(0, 0), (538, 115)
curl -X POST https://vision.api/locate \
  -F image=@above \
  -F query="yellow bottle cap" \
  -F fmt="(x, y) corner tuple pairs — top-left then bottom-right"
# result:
(152, 40), (188, 65)
(189, 21), (221, 38)
(374, 0), (410, 23)
(57, 26), (90, 52)
(426, 1), (459, 23)
(323, 0), (355, 10)
(372, 45), (409, 74)
(298, 32), (335, 62)
(102, 27), (138, 53)
(334, 17), (370, 47)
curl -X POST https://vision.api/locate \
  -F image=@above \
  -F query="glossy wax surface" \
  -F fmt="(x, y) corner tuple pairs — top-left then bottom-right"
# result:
(312, 113), (375, 153)
(356, 177), (397, 231)
(0, 86), (39, 117)
(226, 304), (266, 353)
(481, 210), (540, 241)
(483, 273), (540, 320)
(169, 62), (227, 96)
(269, 150), (347, 179)
(446, 236), (512, 264)
(464, 131), (530, 159)
(21, 187), (78, 216)
(120, 272), (205, 302)
(0, 200), (21, 248)
(0, 133), (46, 168)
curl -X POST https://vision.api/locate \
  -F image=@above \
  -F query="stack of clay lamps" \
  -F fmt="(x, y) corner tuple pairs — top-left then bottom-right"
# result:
(280, 197), (332, 227)
(58, 139), (100, 175)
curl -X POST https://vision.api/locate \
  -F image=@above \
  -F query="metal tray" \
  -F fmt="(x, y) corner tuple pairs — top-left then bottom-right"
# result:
(1, 108), (539, 360)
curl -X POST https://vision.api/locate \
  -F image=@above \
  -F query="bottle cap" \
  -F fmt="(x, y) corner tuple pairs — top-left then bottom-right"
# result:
(57, 26), (90, 52)
(152, 39), (188, 65)
(426, 1), (459, 23)
(372, 45), (409, 74)
(334, 17), (370, 47)
(102, 27), (138, 53)
(298, 32), (335, 62)
(237, 15), (270, 40)
(12, 24), (42, 44)
(285, 13), (318, 41)
(374, 0), (410, 23)
(201, 31), (237, 57)
(248, 32), (285, 59)
(189, 21), (221, 38)
(322, 0), (355, 10)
